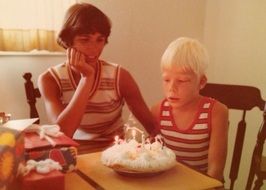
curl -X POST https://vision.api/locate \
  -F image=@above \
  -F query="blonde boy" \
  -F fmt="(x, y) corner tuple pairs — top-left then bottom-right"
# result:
(151, 37), (228, 181)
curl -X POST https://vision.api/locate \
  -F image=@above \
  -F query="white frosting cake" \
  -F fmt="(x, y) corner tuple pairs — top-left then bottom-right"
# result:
(101, 136), (176, 173)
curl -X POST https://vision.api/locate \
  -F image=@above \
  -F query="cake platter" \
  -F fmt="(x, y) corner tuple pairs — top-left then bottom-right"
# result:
(112, 167), (165, 177)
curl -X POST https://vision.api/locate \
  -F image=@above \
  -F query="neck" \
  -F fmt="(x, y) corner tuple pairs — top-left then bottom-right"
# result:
(90, 60), (98, 70)
(172, 96), (202, 113)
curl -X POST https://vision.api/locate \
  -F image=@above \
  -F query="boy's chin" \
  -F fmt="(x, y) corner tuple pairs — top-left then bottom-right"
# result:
(167, 100), (184, 109)
(168, 102), (180, 108)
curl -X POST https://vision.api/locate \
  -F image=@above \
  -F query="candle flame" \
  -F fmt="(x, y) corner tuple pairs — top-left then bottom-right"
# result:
(114, 135), (119, 144)
(132, 130), (136, 139)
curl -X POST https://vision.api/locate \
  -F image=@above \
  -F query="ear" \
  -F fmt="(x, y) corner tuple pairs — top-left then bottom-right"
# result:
(199, 75), (207, 90)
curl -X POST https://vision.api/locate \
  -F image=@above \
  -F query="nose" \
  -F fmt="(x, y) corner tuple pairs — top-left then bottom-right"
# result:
(79, 42), (100, 55)
(169, 80), (178, 92)
(84, 41), (98, 49)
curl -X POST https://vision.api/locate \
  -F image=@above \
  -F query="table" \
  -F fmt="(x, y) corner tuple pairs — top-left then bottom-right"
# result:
(65, 172), (95, 190)
(74, 152), (223, 190)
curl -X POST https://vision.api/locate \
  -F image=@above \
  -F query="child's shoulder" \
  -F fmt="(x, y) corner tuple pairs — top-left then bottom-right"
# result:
(205, 97), (228, 118)
(201, 96), (228, 115)
(207, 97), (229, 133)
(202, 96), (226, 107)
(100, 60), (121, 68)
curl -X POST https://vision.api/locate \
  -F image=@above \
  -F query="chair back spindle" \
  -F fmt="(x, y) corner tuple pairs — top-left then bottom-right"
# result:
(245, 104), (266, 190)
(229, 111), (246, 190)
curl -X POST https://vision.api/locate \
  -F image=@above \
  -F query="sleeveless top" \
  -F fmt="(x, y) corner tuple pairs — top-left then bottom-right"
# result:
(49, 61), (125, 141)
(159, 97), (216, 172)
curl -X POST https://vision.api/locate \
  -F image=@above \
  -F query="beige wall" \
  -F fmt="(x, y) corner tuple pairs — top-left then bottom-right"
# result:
(204, 1), (266, 189)
(0, 0), (265, 189)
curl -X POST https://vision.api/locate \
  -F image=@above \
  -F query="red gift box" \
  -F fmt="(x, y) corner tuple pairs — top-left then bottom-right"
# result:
(24, 133), (79, 172)
(20, 170), (65, 190)
(25, 146), (77, 172)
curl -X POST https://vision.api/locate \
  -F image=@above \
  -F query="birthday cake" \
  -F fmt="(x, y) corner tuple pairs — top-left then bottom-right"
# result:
(101, 135), (176, 174)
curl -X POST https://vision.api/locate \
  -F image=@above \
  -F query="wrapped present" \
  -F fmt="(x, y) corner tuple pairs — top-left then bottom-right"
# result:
(24, 125), (79, 172)
(0, 127), (24, 189)
(25, 146), (77, 172)
(20, 170), (65, 190)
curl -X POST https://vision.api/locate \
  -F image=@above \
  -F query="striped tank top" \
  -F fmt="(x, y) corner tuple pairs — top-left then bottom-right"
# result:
(159, 97), (216, 172)
(49, 61), (125, 142)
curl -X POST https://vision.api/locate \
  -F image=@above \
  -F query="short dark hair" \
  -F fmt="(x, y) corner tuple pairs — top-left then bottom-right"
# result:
(57, 3), (111, 49)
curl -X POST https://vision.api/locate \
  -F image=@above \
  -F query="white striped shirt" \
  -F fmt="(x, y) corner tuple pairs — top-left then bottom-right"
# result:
(159, 97), (216, 172)
(49, 61), (125, 144)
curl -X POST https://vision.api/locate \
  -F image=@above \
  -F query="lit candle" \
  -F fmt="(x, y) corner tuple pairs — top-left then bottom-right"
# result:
(132, 130), (136, 140)
(146, 138), (151, 150)
(155, 136), (158, 143)
(141, 133), (145, 147)
(114, 135), (119, 145)
(156, 135), (164, 149)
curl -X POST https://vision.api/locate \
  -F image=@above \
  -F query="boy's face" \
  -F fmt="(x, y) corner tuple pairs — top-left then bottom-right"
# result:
(162, 66), (205, 109)
(72, 32), (106, 64)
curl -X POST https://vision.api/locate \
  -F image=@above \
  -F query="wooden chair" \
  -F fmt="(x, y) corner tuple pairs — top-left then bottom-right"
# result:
(246, 105), (266, 190)
(200, 83), (265, 190)
(23, 72), (41, 124)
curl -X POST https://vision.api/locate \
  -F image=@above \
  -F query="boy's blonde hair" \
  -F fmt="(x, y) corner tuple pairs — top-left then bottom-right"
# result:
(161, 37), (209, 78)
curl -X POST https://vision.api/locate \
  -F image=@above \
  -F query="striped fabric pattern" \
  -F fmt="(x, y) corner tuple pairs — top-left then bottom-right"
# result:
(49, 61), (125, 145)
(159, 97), (216, 172)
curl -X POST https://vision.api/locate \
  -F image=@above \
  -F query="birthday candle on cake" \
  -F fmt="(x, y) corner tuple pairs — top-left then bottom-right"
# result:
(146, 138), (151, 150)
(114, 135), (119, 145)
(141, 133), (145, 147)
(132, 130), (136, 140)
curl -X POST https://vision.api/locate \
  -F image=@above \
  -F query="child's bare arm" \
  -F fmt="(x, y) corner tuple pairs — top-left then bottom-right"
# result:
(150, 103), (162, 135)
(38, 71), (94, 137)
(207, 101), (229, 181)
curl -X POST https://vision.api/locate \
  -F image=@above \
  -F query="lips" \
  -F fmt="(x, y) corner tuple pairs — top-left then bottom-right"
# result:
(167, 97), (180, 102)
(85, 55), (97, 63)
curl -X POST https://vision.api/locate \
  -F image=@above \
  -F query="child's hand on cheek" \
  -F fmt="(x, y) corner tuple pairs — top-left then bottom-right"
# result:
(66, 48), (95, 77)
